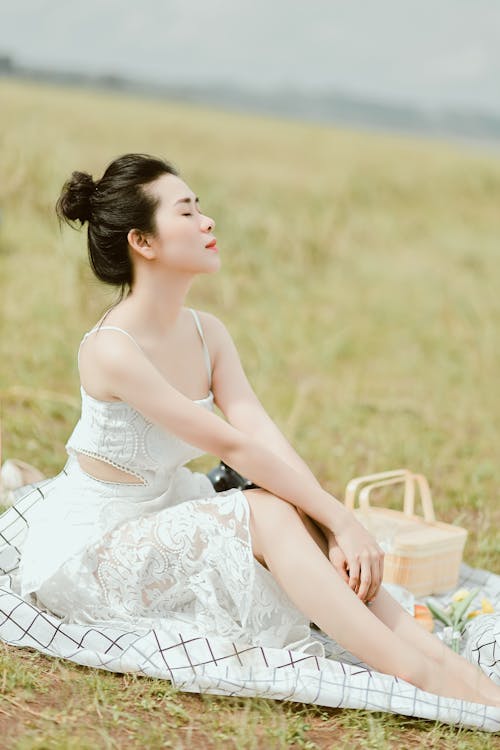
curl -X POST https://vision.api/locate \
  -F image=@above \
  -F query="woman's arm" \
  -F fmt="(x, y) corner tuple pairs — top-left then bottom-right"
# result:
(203, 312), (323, 482)
(203, 314), (334, 527)
(91, 325), (350, 533)
(91, 319), (383, 598)
(203, 313), (347, 545)
(203, 312), (380, 598)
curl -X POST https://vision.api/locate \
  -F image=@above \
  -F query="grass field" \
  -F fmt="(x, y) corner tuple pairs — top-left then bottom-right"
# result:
(1, 76), (499, 749)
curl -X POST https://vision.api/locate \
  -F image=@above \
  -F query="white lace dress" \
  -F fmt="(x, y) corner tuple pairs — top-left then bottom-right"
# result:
(15, 309), (325, 657)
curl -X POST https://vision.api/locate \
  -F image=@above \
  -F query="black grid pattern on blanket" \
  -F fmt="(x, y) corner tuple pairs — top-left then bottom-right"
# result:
(1, 475), (499, 733)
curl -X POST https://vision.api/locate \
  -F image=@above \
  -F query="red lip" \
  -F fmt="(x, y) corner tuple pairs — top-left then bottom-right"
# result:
(205, 238), (217, 248)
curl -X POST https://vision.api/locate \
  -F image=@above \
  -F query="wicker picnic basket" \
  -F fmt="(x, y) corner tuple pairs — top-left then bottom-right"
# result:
(344, 469), (468, 596)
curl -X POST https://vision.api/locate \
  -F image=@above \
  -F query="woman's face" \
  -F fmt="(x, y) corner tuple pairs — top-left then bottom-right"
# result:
(146, 173), (220, 274)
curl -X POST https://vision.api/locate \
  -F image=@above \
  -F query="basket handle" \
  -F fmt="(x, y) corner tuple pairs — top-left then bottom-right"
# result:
(354, 472), (436, 523)
(345, 469), (411, 510)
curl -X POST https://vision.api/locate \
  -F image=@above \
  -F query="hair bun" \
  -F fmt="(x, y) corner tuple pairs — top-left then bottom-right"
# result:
(56, 170), (96, 225)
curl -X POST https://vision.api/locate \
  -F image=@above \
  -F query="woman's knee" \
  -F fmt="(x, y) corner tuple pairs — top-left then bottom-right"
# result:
(242, 488), (300, 541)
(242, 488), (300, 525)
(241, 489), (300, 566)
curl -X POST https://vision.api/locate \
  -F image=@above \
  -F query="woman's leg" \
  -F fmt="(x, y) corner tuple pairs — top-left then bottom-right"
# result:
(243, 488), (500, 707)
(296, 508), (499, 702)
(366, 584), (498, 700)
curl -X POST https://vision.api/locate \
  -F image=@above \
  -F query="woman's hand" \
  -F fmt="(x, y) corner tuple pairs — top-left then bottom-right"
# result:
(326, 533), (350, 584)
(327, 518), (385, 604)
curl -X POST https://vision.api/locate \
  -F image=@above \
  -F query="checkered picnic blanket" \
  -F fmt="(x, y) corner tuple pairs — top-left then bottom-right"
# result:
(1, 477), (499, 732)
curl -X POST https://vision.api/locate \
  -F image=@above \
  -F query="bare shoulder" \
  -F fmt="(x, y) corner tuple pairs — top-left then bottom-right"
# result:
(79, 326), (143, 401)
(196, 309), (225, 332)
(196, 310), (235, 355)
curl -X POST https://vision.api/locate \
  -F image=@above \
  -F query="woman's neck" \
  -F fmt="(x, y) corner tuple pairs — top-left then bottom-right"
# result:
(123, 270), (195, 336)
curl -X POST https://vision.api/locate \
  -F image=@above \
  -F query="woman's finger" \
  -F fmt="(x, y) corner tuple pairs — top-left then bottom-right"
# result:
(348, 557), (360, 593)
(365, 548), (385, 602)
(356, 555), (373, 601)
(330, 549), (350, 584)
(341, 558), (351, 584)
(336, 561), (350, 585)
(364, 558), (381, 602)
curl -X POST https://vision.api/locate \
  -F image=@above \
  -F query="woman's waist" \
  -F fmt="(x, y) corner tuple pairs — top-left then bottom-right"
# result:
(63, 453), (175, 500)
(62, 453), (216, 505)
(22, 456), (184, 547)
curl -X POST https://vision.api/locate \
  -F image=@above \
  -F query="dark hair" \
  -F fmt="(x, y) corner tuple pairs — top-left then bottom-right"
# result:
(55, 153), (180, 297)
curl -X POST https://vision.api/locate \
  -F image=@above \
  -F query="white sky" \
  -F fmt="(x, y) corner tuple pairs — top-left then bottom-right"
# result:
(1, 0), (499, 114)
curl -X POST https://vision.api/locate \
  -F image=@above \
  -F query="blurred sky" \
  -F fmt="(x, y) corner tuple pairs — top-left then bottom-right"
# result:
(1, 0), (499, 115)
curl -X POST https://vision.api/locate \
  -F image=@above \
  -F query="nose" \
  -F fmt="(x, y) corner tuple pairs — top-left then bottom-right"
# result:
(202, 213), (215, 231)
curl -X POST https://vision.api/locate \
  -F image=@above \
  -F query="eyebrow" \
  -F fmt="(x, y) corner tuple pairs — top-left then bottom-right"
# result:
(174, 196), (200, 206)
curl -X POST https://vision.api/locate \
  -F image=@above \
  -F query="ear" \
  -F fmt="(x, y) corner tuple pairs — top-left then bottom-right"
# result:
(128, 228), (155, 260)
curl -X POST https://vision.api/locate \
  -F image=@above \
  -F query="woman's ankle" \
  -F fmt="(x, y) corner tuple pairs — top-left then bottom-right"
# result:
(400, 654), (479, 703)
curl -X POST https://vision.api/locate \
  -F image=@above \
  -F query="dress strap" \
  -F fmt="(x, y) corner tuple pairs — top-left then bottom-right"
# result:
(78, 313), (213, 390)
(188, 308), (212, 390)
(77, 326), (144, 368)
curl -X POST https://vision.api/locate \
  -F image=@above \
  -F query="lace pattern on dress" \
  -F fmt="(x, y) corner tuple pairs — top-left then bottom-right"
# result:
(36, 492), (257, 639)
(89, 495), (254, 632)
(35, 488), (326, 656)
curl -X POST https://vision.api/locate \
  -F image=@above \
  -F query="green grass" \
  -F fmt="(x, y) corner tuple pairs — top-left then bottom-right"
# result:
(1, 76), (500, 748)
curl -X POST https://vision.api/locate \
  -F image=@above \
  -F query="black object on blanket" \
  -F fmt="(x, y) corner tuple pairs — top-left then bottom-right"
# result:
(207, 461), (260, 492)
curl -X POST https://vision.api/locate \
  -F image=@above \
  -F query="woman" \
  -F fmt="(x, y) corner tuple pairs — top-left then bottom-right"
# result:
(11, 153), (500, 708)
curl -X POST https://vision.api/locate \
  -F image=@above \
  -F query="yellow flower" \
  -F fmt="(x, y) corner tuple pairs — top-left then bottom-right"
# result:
(467, 609), (481, 619)
(452, 588), (470, 602)
(481, 597), (494, 614)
